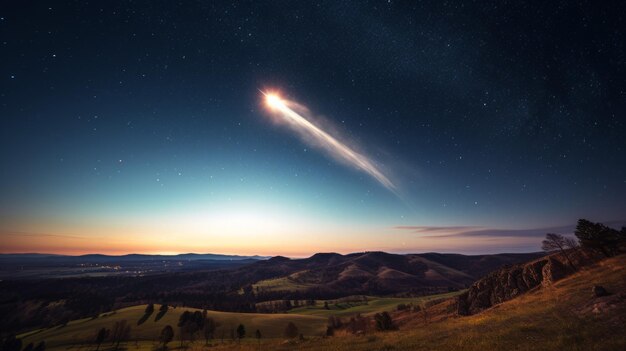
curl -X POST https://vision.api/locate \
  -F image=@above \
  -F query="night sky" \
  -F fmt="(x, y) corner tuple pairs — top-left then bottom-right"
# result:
(1, 1), (625, 255)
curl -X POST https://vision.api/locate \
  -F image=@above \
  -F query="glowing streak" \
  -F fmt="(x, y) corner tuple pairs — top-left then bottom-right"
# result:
(262, 91), (396, 192)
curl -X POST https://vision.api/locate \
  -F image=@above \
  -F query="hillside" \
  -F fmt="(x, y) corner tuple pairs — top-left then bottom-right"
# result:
(16, 254), (625, 350)
(277, 254), (626, 350)
(249, 251), (543, 296)
(286, 292), (462, 317)
(0, 250), (543, 335)
(18, 305), (327, 349)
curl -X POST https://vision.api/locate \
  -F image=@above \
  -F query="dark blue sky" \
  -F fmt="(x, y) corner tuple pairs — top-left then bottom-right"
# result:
(1, 1), (624, 255)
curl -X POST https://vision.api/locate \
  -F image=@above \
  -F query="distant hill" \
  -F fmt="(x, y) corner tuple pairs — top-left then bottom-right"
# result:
(0, 252), (269, 262)
(14, 254), (626, 350)
(244, 251), (545, 296)
(0, 253), (269, 280)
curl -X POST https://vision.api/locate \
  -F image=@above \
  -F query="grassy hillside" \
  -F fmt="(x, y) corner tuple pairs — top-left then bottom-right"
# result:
(18, 305), (327, 349)
(253, 273), (315, 292)
(280, 254), (626, 351)
(287, 292), (462, 317)
(16, 255), (625, 350)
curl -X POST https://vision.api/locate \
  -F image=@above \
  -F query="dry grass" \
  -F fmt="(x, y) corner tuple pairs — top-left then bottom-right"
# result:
(18, 255), (626, 351)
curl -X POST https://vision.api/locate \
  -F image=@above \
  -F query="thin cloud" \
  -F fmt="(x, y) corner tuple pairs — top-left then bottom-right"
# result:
(394, 220), (626, 239)
(394, 225), (484, 233)
(1, 231), (86, 240)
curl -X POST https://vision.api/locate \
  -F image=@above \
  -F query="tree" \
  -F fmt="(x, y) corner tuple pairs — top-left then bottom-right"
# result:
(160, 325), (174, 348)
(284, 322), (299, 339)
(323, 301), (329, 310)
(374, 312), (396, 331)
(203, 317), (219, 345)
(542, 233), (578, 270)
(178, 311), (204, 347)
(346, 314), (369, 334)
(236, 324), (246, 343)
(111, 320), (131, 351)
(575, 219), (622, 257)
(95, 327), (110, 351)
(255, 329), (262, 348)
(155, 304), (169, 321)
(327, 316), (343, 329)
(145, 304), (155, 315)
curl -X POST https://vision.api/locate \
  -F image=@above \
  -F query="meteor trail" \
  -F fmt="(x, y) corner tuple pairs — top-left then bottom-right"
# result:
(261, 90), (396, 192)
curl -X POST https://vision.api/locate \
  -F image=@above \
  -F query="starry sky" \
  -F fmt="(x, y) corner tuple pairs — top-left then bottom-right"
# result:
(1, 1), (625, 256)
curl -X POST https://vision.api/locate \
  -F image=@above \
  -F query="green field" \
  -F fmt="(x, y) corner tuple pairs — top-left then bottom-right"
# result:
(18, 305), (327, 350)
(252, 272), (315, 292)
(253, 276), (314, 292)
(287, 292), (463, 317)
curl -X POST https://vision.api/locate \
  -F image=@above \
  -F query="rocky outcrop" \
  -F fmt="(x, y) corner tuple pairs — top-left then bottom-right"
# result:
(457, 248), (601, 315)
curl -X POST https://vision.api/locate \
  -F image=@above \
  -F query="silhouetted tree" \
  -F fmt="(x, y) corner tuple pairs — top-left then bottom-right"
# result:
(328, 316), (343, 329)
(159, 325), (174, 349)
(374, 312), (396, 331)
(203, 317), (219, 345)
(95, 327), (110, 351)
(324, 301), (329, 310)
(178, 311), (204, 347)
(145, 304), (154, 315)
(575, 219), (622, 257)
(284, 322), (299, 339)
(542, 233), (578, 269)
(236, 324), (245, 343)
(111, 320), (131, 351)
(155, 304), (169, 321)
(347, 314), (369, 334)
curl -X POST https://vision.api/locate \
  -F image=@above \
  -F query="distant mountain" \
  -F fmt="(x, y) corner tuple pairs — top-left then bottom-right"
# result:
(0, 252), (270, 263)
(231, 251), (546, 296)
(0, 251), (543, 291)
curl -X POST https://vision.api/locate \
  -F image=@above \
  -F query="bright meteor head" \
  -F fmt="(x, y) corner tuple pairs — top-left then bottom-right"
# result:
(264, 93), (285, 110)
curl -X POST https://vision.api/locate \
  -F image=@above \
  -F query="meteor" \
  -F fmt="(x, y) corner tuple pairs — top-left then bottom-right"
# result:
(261, 90), (396, 192)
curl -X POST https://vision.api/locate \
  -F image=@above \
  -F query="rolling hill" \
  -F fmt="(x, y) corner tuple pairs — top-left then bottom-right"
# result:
(249, 251), (544, 296)
(18, 305), (327, 349)
(16, 254), (626, 350)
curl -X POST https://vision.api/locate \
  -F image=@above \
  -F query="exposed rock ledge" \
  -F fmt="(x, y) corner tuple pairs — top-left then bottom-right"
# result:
(457, 248), (601, 315)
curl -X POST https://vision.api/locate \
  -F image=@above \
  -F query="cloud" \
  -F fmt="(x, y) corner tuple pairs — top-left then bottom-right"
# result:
(0, 231), (86, 240)
(395, 220), (626, 239)
(394, 225), (484, 233)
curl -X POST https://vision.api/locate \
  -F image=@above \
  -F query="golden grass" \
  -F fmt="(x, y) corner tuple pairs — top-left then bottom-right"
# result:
(19, 305), (327, 349)
(18, 255), (626, 351)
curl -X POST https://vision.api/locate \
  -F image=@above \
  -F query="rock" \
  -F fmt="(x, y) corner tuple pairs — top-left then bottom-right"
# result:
(541, 257), (566, 287)
(592, 285), (609, 297)
(457, 248), (599, 316)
